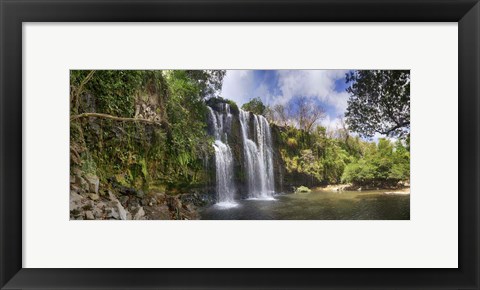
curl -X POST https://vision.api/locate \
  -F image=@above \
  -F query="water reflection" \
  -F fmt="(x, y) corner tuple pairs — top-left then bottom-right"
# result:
(200, 190), (410, 220)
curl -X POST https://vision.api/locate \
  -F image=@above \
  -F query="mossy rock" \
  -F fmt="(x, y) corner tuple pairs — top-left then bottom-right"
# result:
(295, 186), (311, 193)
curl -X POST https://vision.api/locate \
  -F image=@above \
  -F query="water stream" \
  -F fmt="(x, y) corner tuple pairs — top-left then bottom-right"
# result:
(239, 109), (275, 199)
(207, 105), (237, 207)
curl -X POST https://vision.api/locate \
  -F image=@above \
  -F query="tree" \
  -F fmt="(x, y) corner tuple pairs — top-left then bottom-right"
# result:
(241, 97), (267, 115)
(185, 70), (226, 98)
(270, 103), (290, 127)
(291, 96), (325, 133)
(341, 138), (410, 187)
(345, 70), (410, 139)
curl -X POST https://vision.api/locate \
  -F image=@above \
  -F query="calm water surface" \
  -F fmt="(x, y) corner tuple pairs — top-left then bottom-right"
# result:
(200, 190), (410, 220)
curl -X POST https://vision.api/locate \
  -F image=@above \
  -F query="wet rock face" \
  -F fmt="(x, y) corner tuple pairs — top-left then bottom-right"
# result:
(270, 124), (285, 193)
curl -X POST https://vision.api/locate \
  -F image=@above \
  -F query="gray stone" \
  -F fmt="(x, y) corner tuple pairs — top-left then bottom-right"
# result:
(75, 175), (88, 191)
(85, 174), (100, 194)
(133, 207), (145, 220)
(149, 197), (157, 206)
(93, 207), (103, 219)
(119, 195), (129, 205)
(70, 190), (83, 203)
(85, 211), (95, 220)
(108, 190), (117, 201)
(110, 200), (127, 220)
(106, 207), (119, 219)
(88, 193), (100, 201)
(156, 205), (171, 220)
(136, 190), (145, 199)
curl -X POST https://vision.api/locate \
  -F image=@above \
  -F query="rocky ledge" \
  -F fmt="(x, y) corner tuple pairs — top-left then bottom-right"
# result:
(70, 171), (213, 220)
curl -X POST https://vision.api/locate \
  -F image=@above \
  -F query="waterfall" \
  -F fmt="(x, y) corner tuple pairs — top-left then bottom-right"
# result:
(239, 109), (275, 199)
(207, 105), (237, 207)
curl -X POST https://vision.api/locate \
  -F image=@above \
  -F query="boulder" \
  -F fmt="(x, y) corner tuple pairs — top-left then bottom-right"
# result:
(108, 190), (117, 201)
(153, 192), (167, 202)
(106, 207), (120, 219)
(88, 193), (100, 201)
(119, 195), (129, 205)
(70, 190), (84, 214)
(85, 174), (100, 194)
(75, 175), (88, 191)
(133, 207), (145, 220)
(112, 200), (128, 220)
(167, 196), (182, 211)
(70, 184), (82, 194)
(93, 207), (104, 219)
(136, 190), (145, 199)
(146, 204), (171, 220)
(70, 190), (83, 203)
(85, 211), (95, 220)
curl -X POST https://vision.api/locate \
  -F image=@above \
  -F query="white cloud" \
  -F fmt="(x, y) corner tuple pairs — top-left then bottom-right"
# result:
(221, 70), (352, 117)
(274, 70), (350, 114)
(371, 132), (399, 144)
(319, 114), (342, 131)
(252, 83), (269, 102)
(220, 70), (255, 105)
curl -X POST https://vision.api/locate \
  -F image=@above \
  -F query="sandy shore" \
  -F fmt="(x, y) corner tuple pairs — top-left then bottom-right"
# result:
(384, 188), (410, 195)
(314, 184), (410, 195)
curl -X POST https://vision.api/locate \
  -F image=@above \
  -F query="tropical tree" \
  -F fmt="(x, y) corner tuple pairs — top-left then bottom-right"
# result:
(185, 70), (226, 98)
(241, 97), (267, 115)
(345, 70), (410, 139)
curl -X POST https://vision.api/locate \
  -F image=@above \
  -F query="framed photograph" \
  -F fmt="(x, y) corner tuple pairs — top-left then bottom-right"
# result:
(1, 0), (479, 289)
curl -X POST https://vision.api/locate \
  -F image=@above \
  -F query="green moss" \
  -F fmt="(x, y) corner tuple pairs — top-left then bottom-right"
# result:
(226, 99), (239, 114)
(295, 186), (311, 193)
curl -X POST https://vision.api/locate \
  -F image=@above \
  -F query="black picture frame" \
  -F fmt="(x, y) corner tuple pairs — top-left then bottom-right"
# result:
(1, 0), (479, 289)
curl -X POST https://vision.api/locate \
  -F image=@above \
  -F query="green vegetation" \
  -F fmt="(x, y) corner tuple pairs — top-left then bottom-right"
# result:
(70, 70), (224, 193)
(241, 97), (267, 116)
(276, 121), (409, 187)
(341, 139), (410, 187)
(70, 69), (410, 198)
(345, 70), (410, 139)
(295, 186), (311, 193)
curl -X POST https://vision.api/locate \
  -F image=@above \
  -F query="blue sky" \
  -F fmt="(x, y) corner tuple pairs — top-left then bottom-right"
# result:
(221, 70), (352, 130)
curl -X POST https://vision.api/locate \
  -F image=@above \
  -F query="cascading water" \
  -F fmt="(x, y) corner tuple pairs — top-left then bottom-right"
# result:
(207, 105), (237, 207)
(239, 109), (275, 199)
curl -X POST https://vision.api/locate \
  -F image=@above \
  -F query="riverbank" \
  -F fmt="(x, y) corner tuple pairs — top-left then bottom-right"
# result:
(69, 169), (410, 220)
(314, 184), (410, 195)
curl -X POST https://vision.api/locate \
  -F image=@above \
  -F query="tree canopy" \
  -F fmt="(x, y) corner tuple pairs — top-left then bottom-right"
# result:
(291, 96), (326, 133)
(345, 70), (410, 139)
(241, 97), (267, 116)
(185, 70), (226, 98)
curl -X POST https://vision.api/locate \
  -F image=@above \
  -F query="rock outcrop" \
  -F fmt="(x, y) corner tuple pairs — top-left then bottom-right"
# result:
(69, 171), (208, 220)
